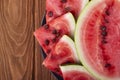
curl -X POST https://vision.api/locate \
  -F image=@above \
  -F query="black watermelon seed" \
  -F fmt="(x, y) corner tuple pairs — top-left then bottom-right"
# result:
(101, 26), (106, 31)
(60, 0), (67, 3)
(48, 11), (53, 17)
(64, 7), (71, 12)
(56, 32), (60, 37)
(52, 29), (57, 34)
(105, 63), (111, 68)
(45, 39), (50, 45)
(105, 10), (110, 16)
(101, 31), (107, 36)
(44, 24), (49, 29)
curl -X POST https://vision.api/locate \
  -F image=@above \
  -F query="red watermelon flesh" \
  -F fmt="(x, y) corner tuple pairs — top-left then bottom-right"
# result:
(75, 0), (120, 80)
(46, 0), (88, 22)
(34, 12), (75, 55)
(60, 65), (96, 80)
(43, 35), (79, 76)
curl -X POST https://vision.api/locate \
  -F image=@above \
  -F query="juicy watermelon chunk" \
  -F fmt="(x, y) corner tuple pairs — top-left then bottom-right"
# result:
(60, 65), (96, 80)
(46, 0), (89, 22)
(34, 12), (75, 55)
(43, 35), (79, 76)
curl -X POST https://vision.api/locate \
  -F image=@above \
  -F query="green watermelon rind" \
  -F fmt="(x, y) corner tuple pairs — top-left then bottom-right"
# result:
(81, 0), (89, 10)
(75, 0), (120, 80)
(59, 35), (79, 62)
(60, 65), (91, 74)
(60, 64), (96, 80)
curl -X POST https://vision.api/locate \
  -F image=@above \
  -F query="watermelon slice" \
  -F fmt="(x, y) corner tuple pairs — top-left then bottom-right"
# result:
(75, 0), (120, 80)
(43, 35), (79, 76)
(60, 65), (96, 80)
(34, 12), (75, 55)
(46, 0), (89, 22)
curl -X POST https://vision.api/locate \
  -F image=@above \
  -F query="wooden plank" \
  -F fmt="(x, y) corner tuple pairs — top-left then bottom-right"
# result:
(0, 0), (34, 80)
(34, 0), (56, 80)
(0, 0), (56, 79)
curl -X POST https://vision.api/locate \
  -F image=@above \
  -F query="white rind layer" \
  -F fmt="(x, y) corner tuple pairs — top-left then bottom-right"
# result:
(81, 0), (89, 11)
(60, 65), (89, 74)
(60, 64), (97, 80)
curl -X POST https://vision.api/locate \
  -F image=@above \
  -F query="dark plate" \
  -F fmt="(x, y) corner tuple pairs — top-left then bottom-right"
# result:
(40, 15), (63, 80)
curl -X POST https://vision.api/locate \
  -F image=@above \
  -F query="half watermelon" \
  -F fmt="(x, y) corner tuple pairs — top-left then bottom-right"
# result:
(75, 0), (120, 80)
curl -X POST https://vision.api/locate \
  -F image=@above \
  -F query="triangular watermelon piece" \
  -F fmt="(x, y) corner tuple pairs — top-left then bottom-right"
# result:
(60, 65), (96, 80)
(43, 35), (79, 76)
(34, 12), (75, 55)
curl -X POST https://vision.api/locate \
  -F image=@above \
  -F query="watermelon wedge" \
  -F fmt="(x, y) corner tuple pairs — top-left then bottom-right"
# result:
(34, 12), (75, 55)
(43, 35), (79, 76)
(46, 0), (89, 22)
(60, 65), (96, 80)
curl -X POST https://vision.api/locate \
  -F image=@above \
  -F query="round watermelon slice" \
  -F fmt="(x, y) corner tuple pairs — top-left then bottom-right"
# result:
(34, 12), (75, 55)
(75, 0), (120, 80)
(46, 0), (89, 22)
(43, 35), (79, 76)
(60, 65), (96, 80)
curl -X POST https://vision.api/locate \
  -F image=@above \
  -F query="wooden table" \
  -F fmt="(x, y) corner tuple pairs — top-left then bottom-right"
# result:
(0, 0), (56, 80)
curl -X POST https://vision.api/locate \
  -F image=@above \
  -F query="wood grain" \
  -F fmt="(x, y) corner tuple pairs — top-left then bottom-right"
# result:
(0, 0), (56, 80)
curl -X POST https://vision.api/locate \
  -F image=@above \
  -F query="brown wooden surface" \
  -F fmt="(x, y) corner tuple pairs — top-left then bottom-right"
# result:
(0, 0), (56, 80)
